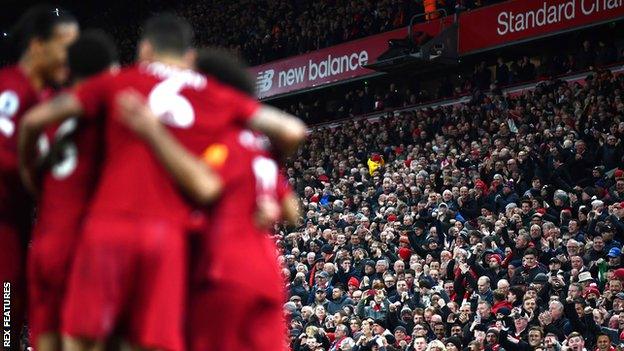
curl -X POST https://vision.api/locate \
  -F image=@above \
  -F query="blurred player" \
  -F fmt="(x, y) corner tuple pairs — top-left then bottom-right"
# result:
(18, 14), (305, 351)
(28, 30), (118, 351)
(116, 86), (299, 351)
(116, 48), (300, 351)
(0, 6), (78, 350)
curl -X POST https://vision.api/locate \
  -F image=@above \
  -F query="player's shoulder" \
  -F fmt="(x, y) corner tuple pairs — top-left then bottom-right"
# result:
(0, 65), (32, 92)
(0, 66), (37, 119)
(0, 65), (21, 78)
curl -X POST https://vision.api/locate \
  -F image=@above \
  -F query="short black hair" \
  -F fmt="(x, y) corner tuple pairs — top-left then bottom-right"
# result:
(68, 29), (117, 81)
(11, 5), (77, 59)
(142, 13), (193, 56)
(195, 48), (255, 97)
(524, 248), (538, 257)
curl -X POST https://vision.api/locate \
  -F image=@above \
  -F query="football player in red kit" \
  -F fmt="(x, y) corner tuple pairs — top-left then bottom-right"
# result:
(18, 14), (305, 351)
(115, 52), (300, 351)
(0, 6), (78, 350)
(28, 30), (118, 351)
(188, 129), (298, 351)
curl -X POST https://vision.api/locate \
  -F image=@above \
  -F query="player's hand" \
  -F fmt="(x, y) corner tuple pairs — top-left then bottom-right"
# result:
(115, 89), (161, 140)
(255, 195), (281, 228)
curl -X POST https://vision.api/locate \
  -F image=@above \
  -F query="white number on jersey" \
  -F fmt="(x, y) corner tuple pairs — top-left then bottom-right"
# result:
(252, 156), (278, 195)
(0, 90), (20, 137)
(148, 76), (195, 128)
(38, 118), (79, 180)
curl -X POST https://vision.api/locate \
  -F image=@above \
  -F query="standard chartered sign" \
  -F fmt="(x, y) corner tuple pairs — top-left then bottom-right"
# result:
(496, 0), (624, 36)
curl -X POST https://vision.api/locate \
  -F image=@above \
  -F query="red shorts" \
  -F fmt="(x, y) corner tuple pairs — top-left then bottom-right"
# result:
(61, 215), (187, 351)
(28, 231), (78, 342)
(187, 282), (287, 351)
(0, 222), (26, 351)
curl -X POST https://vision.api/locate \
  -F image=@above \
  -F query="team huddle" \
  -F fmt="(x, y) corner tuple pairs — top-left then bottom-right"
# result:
(0, 6), (305, 351)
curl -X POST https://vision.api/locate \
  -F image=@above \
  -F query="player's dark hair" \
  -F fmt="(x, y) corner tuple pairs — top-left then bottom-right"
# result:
(68, 29), (118, 81)
(11, 5), (77, 59)
(142, 13), (193, 56)
(195, 48), (255, 97)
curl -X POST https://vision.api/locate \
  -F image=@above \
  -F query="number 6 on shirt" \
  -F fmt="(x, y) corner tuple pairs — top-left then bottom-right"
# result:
(148, 76), (195, 128)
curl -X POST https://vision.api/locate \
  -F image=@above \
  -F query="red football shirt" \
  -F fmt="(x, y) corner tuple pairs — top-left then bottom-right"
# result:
(197, 129), (292, 297)
(0, 65), (40, 230)
(72, 62), (259, 224)
(34, 115), (103, 240)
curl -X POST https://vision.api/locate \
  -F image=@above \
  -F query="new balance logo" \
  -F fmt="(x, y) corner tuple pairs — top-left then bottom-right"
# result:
(256, 69), (274, 93)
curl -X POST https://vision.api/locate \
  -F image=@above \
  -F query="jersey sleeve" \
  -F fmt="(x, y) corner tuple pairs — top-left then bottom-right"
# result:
(72, 71), (113, 119)
(276, 171), (293, 202)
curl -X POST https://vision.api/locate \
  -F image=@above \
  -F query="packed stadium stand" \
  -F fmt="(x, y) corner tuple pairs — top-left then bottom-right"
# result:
(2, 1), (624, 351)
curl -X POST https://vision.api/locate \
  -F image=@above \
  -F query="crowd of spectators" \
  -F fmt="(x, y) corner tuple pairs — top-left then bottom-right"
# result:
(176, 0), (508, 66)
(276, 62), (624, 351)
(34, 0), (503, 66)
(279, 39), (623, 124)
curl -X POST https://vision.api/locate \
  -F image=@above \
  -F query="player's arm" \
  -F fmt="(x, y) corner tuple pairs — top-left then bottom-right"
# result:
(281, 192), (301, 225)
(116, 90), (222, 204)
(247, 105), (307, 159)
(18, 93), (84, 193)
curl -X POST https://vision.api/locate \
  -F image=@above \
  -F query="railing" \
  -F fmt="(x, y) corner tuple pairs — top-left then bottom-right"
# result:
(408, 9), (449, 48)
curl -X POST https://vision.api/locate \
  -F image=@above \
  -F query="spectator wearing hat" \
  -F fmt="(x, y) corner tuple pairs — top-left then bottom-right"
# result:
(600, 225), (621, 252)
(393, 325), (411, 348)
(531, 273), (552, 302)
(471, 251), (508, 288)
(368, 153), (385, 176)
(495, 180), (520, 213)
(578, 271), (595, 287)
(311, 288), (330, 311)
(444, 336), (462, 351)
(606, 247), (623, 270)
(308, 271), (334, 305)
(321, 244), (335, 262)
(484, 327), (503, 350)
(547, 257), (565, 278)
(414, 237), (443, 262)
(512, 310), (531, 340)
